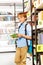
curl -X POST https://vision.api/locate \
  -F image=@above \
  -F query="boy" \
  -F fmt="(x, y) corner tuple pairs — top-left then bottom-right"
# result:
(15, 12), (32, 65)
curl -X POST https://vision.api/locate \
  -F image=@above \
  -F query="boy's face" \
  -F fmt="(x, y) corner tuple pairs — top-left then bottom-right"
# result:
(18, 15), (26, 23)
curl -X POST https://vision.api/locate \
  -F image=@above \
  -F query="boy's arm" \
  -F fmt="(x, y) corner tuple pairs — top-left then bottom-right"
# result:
(17, 34), (32, 40)
(22, 34), (32, 40)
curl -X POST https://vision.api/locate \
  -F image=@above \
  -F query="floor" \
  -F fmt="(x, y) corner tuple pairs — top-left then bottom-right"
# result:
(0, 53), (32, 65)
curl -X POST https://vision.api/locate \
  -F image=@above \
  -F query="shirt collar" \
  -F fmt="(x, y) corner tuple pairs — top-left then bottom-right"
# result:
(21, 21), (27, 25)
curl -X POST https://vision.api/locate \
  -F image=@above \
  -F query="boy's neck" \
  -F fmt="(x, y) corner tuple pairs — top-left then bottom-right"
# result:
(21, 20), (26, 23)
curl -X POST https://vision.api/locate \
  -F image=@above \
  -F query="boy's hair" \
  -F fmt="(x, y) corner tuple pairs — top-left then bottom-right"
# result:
(17, 12), (27, 20)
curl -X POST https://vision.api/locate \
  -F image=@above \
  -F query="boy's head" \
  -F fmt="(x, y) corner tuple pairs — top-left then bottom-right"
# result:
(17, 12), (27, 23)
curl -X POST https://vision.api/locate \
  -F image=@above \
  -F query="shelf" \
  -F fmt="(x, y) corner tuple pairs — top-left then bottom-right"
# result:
(0, 3), (15, 6)
(0, 45), (16, 52)
(33, 55), (36, 56)
(0, 26), (15, 28)
(33, 25), (43, 30)
(36, 3), (43, 11)
(31, 3), (43, 15)
(0, 15), (14, 16)
(15, 22), (19, 23)
(16, 3), (23, 6)
(33, 44), (36, 48)
(24, 0), (28, 2)
(0, 21), (14, 22)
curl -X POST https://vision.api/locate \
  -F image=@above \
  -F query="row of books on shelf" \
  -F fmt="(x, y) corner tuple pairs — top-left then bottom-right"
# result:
(24, 0), (43, 19)
(0, 38), (15, 46)
(0, 11), (13, 15)
(38, 33), (43, 44)
(0, 33), (18, 46)
(0, 16), (14, 21)
(0, 21), (15, 27)
(0, 28), (15, 34)
(33, 0), (43, 7)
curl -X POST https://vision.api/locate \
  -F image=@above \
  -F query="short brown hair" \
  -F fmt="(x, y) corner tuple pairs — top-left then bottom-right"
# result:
(17, 12), (27, 20)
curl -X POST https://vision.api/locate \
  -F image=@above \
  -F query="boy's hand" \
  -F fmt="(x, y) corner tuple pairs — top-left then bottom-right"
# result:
(17, 34), (23, 38)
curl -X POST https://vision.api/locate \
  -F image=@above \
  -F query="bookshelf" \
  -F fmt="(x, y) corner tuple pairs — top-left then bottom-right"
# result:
(23, 0), (43, 65)
(32, 1), (43, 65)
(0, 2), (24, 52)
(0, 3), (16, 52)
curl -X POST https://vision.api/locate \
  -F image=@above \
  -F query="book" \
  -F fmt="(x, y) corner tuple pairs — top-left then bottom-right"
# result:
(10, 33), (18, 38)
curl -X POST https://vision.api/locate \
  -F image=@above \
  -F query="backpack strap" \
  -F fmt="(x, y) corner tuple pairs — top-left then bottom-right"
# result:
(18, 23), (23, 31)
(25, 23), (29, 47)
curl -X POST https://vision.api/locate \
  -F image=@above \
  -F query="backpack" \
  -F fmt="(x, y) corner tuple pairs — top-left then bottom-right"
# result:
(25, 24), (32, 54)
